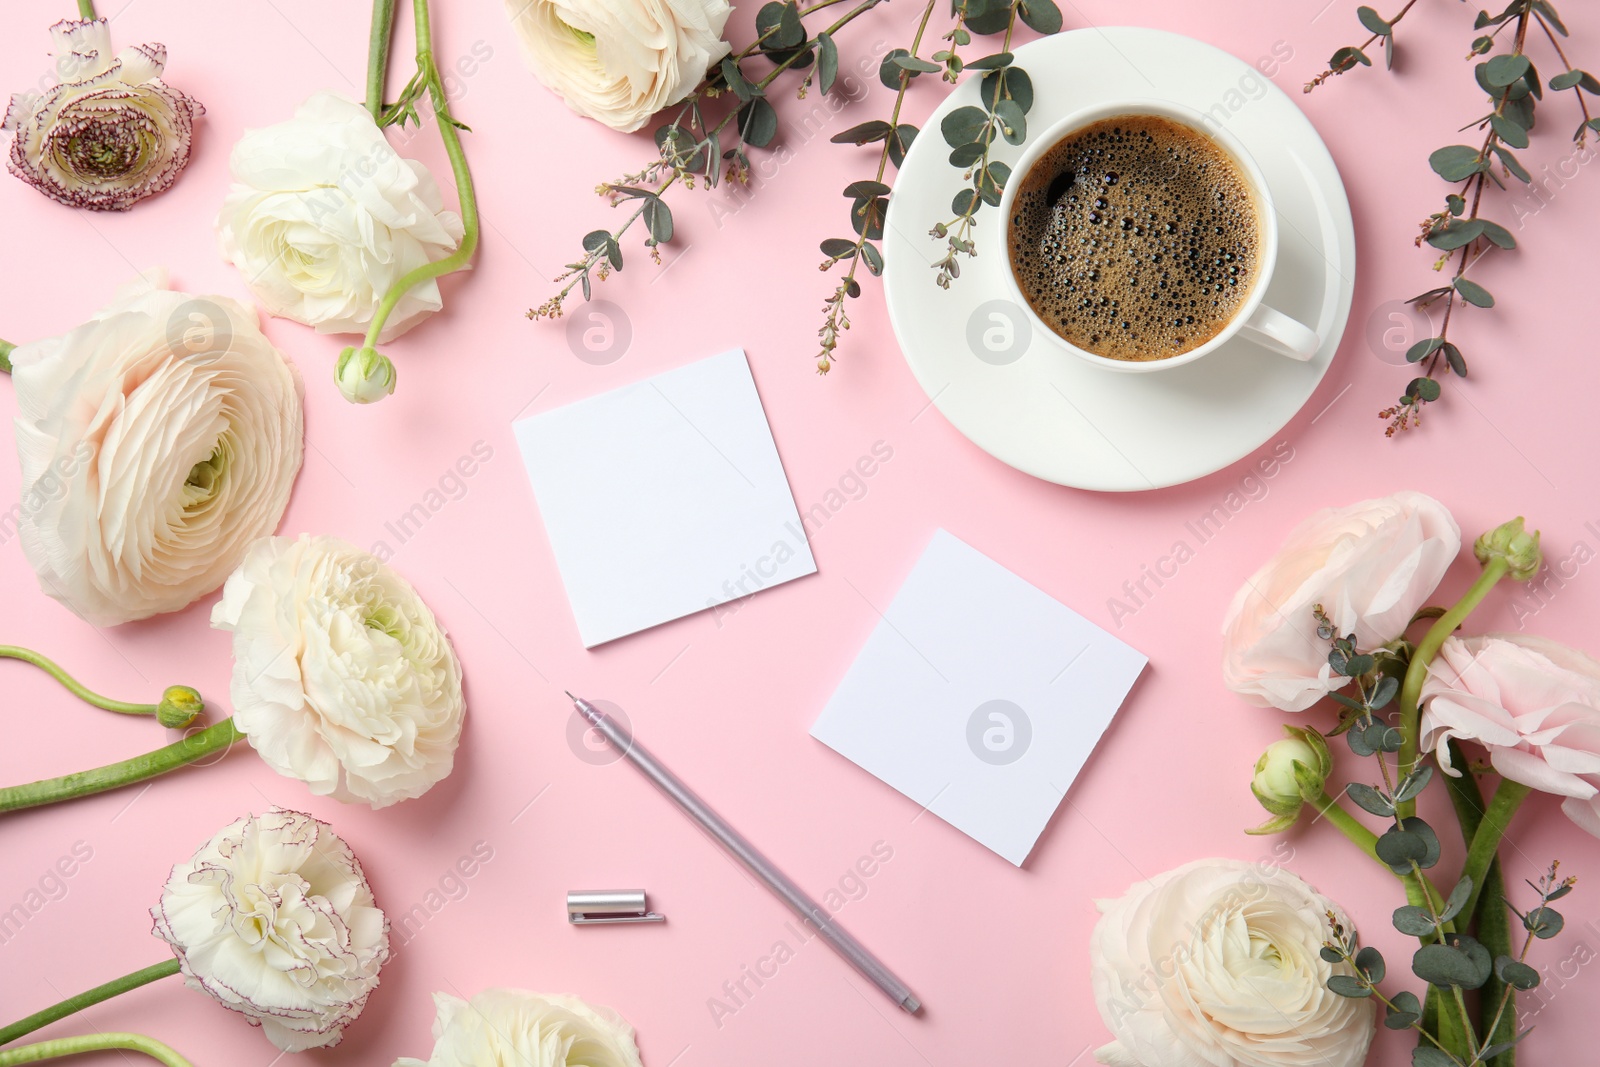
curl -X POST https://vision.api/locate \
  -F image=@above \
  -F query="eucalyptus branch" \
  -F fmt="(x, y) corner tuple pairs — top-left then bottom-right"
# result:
(814, 0), (940, 372)
(1313, 1), (1599, 434)
(529, 0), (886, 322)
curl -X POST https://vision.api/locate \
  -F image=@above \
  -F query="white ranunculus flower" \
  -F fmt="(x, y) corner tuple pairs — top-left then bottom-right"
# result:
(151, 809), (390, 1052)
(3, 19), (203, 210)
(9, 273), (303, 625)
(394, 988), (643, 1067)
(211, 534), (465, 808)
(505, 0), (732, 133)
(216, 92), (464, 342)
(1091, 858), (1374, 1067)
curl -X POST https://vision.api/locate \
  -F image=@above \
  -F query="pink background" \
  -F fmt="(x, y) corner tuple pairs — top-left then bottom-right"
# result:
(2, 1), (1598, 1064)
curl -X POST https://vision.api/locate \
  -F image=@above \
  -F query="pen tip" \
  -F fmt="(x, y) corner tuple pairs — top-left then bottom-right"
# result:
(564, 690), (577, 702)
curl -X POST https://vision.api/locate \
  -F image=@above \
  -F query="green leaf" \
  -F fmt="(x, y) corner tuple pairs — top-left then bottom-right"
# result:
(949, 142), (986, 167)
(981, 67), (1034, 112)
(604, 236), (622, 271)
(1535, 0), (1568, 36)
(878, 49), (914, 88)
(889, 124), (917, 168)
(977, 164), (1006, 206)
(582, 230), (610, 253)
(755, 2), (802, 48)
(1413, 1049), (1456, 1067)
(642, 197), (673, 243)
(721, 58), (761, 101)
(964, 0), (1012, 35)
(994, 99), (1027, 144)
(1429, 145), (1484, 181)
(1551, 68), (1584, 90)
(738, 98), (779, 148)
(1411, 376), (1443, 401)
(952, 188), (979, 216)
(843, 180), (892, 198)
(1454, 276), (1495, 307)
(1326, 975), (1372, 998)
(1486, 53), (1532, 87)
(1019, 0), (1064, 34)
(820, 238), (858, 259)
(894, 55), (942, 73)
(1371, 675), (1401, 708)
(1479, 219), (1517, 248)
(1491, 112), (1530, 148)
(1348, 784), (1396, 817)
(1447, 193), (1467, 215)
(831, 119), (892, 145)
(1358, 5), (1392, 34)
(860, 241), (884, 276)
(1330, 46), (1372, 72)
(1397, 816), (1440, 868)
(1394, 765), (1433, 803)
(1413, 938), (1492, 989)
(1525, 906), (1565, 938)
(965, 51), (1014, 70)
(778, 0), (805, 47)
(1319, 946), (1345, 964)
(817, 32), (839, 94)
(1427, 218), (1486, 250)
(1384, 990), (1422, 1029)
(1406, 337), (1445, 363)
(1376, 827), (1427, 868)
(1346, 653), (1375, 676)
(1495, 144), (1532, 182)
(850, 196), (887, 240)
(1354, 946), (1386, 983)
(1495, 956), (1541, 989)
(1393, 904), (1437, 936)
(942, 106), (993, 146)
(1441, 343), (1467, 377)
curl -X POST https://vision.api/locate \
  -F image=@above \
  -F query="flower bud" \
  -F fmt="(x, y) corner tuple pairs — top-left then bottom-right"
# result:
(336, 346), (396, 405)
(1474, 517), (1542, 581)
(1247, 726), (1331, 835)
(157, 685), (204, 728)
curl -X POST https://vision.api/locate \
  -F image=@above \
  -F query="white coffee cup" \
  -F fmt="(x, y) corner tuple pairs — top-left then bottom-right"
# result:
(994, 99), (1319, 372)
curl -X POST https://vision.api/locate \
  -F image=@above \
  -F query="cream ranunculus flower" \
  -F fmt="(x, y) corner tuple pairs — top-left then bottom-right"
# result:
(216, 92), (464, 342)
(505, 0), (732, 133)
(9, 273), (303, 625)
(1221, 492), (1461, 712)
(1091, 858), (1375, 1067)
(211, 534), (465, 808)
(151, 809), (390, 1052)
(3, 19), (203, 210)
(394, 988), (643, 1067)
(1421, 632), (1600, 837)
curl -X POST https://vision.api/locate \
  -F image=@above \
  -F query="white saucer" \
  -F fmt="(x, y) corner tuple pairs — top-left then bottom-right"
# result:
(882, 27), (1355, 491)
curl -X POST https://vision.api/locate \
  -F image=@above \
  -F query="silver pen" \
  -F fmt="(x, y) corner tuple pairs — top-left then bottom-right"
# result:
(565, 693), (922, 1014)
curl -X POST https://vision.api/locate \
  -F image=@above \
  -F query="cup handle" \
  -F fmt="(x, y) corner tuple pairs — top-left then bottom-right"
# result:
(1238, 304), (1320, 361)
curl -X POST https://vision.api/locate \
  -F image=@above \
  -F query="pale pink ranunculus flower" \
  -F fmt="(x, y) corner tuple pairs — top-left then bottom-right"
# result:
(1091, 858), (1374, 1067)
(394, 988), (642, 1067)
(1221, 492), (1461, 711)
(1421, 632), (1600, 837)
(9, 272), (303, 625)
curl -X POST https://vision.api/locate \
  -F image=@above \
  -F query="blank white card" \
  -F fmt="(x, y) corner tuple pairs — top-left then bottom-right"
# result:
(514, 349), (816, 647)
(811, 530), (1147, 865)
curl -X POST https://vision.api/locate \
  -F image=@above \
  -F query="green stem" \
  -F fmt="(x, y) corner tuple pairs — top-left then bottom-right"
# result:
(0, 718), (241, 814)
(0, 646), (159, 716)
(0, 339), (13, 374)
(357, 0), (479, 352)
(74, 0), (95, 19)
(0, 960), (179, 1047)
(1313, 792), (1450, 923)
(1477, 868), (1518, 1067)
(0, 1034), (191, 1067)
(366, 0), (397, 121)
(1459, 778), (1532, 923)
(1397, 558), (1509, 818)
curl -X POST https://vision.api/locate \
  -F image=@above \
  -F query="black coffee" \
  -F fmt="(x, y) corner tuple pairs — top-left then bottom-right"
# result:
(1007, 114), (1261, 361)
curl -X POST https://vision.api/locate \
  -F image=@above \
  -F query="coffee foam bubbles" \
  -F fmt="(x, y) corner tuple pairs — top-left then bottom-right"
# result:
(1007, 115), (1261, 362)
